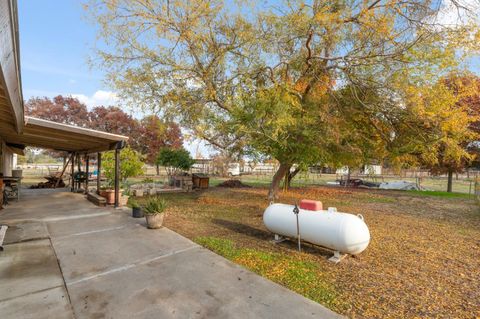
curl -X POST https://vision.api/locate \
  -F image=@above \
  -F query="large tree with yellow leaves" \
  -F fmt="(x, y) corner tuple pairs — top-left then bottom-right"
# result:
(87, 0), (480, 199)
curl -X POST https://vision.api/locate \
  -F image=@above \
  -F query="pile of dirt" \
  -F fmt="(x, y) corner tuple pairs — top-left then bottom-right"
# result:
(217, 179), (251, 188)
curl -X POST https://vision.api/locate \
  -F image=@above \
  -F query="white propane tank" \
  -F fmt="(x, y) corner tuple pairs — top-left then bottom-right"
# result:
(263, 203), (370, 255)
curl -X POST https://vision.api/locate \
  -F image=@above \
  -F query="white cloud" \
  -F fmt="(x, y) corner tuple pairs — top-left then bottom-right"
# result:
(71, 90), (119, 108)
(434, 0), (479, 27)
(24, 89), (119, 109)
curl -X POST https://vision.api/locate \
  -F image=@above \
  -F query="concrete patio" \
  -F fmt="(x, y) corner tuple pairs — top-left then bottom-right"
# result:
(0, 189), (342, 319)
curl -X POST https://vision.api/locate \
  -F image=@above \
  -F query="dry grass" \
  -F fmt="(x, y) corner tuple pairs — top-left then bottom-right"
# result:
(139, 186), (480, 319)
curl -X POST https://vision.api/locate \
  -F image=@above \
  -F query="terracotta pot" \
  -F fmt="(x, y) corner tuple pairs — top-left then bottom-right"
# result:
(99, 190), (107, 197)
(105, 189), (115, 205)
(145, 213), (164, 229)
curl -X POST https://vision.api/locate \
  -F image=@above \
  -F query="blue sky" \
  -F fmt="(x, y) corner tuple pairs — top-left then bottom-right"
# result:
(18, 1), (118, 108)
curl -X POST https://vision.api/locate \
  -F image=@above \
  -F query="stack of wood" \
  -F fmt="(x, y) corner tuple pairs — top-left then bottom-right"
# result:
(30, 174), (66, 189)
(217, 179), (251, 188)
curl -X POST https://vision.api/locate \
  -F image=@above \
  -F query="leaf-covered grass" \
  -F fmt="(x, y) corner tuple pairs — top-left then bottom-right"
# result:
(195, 236), (345, 311)
(134, 185), (480, 318)
(406, 190), (472, 198)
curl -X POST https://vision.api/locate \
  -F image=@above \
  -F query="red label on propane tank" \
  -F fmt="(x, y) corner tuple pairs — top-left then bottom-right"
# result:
(299, 199), (323, 211)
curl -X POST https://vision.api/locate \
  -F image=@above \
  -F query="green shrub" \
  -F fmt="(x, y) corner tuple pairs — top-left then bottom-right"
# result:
(143, 196), (167, 215)
(128, 198), (140, 208)
(156, 147), (195, 177)
(142, 177), (154, 183)
(103, 147), (145, 182)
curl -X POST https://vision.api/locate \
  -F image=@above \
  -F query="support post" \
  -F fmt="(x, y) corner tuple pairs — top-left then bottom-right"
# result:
(70, 152), (75, 192)
(114, 148), (120, 208)
(97, 152), (101, 195)
(85, 154), (89, 194)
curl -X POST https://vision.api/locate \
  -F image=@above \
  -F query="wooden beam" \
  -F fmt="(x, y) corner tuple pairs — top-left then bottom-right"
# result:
(114, 148), (120, 208)
(24, 127), (110, 144)
(26, 117), (128, 141)
(0, 0), (24, 134)
(85, 154), (89, 194)
(24, 125), (116, 144)
(0, 132), (105, 151)
(70, 153), (75, 192)
(97, 152), (101, 195)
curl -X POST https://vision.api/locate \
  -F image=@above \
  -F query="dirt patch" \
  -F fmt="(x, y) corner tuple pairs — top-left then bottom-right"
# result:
(217, 179), (251, 188)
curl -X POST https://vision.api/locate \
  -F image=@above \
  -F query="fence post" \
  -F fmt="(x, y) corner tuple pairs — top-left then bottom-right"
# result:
(474, 177), (480, 201)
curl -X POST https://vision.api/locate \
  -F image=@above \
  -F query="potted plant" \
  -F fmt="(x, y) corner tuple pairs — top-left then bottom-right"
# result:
(143, 196), (166, 229)
(129, 198), (144, 218)
(103, 180), (115, 205)
(98, 185), (108, 198)
(102, 147), (145, 203)
(134, 188), (144, 197)
(105, 189), (115, 205)
(119, 189), (130, 206)
(100, 181), (128, 205)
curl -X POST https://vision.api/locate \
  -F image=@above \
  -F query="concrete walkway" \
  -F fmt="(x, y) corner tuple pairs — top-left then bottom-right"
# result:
(0, 190), (342, 319)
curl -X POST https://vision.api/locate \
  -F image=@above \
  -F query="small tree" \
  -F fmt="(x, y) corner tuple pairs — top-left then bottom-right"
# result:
(156, 148), (195, 177)
(103, 147), (144, 184)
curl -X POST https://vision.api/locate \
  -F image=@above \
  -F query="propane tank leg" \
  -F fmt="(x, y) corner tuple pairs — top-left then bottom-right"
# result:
(328, 251), (347, 263)
(272, 234), (286, 244)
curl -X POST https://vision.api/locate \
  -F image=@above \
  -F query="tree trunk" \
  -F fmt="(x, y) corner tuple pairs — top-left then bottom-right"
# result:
(268, 163), (290, 202)
(345, 166), (351, 188)
(447, 170), (453, 193)
(285, 167), (301, 189)
(156, 164), (160, 175)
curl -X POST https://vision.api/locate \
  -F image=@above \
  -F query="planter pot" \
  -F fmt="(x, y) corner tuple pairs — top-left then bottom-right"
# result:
(146, 188), (157, 195)
(99, 190), (107, 197)
(145, 213), (165, 229)
(134, 189), (144, 197)
(105, 189), (115, 205)
(119, 195), (129, 206)
(132, 207), (144, 218)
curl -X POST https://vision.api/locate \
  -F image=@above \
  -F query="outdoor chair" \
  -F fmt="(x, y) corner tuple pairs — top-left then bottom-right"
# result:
(4, 183), (19, 202)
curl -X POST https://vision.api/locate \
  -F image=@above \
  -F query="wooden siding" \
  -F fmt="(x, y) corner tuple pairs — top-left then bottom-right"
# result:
(0, 0), (23, 133)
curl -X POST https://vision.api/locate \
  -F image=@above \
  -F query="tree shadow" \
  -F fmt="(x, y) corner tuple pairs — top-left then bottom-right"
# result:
(211, 218), (333, 258)
(212, 219), (271, 240)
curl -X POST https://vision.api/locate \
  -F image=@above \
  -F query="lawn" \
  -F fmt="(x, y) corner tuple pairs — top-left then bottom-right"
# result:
(136, 184), (480, 319)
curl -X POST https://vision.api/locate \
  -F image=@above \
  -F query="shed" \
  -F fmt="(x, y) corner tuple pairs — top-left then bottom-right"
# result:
(192, 173), (209, 189)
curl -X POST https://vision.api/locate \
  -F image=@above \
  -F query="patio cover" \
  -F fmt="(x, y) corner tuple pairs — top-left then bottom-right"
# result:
(1, 117), (128, 153)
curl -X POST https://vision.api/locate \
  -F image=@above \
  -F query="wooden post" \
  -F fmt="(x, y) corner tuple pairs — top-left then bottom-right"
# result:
(77, 153), (81, 172)
(85, 154), (89, 194)
(70, 152), (75, 192)
(114, 148), (120, 208)
(97, 152), (101, 195)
